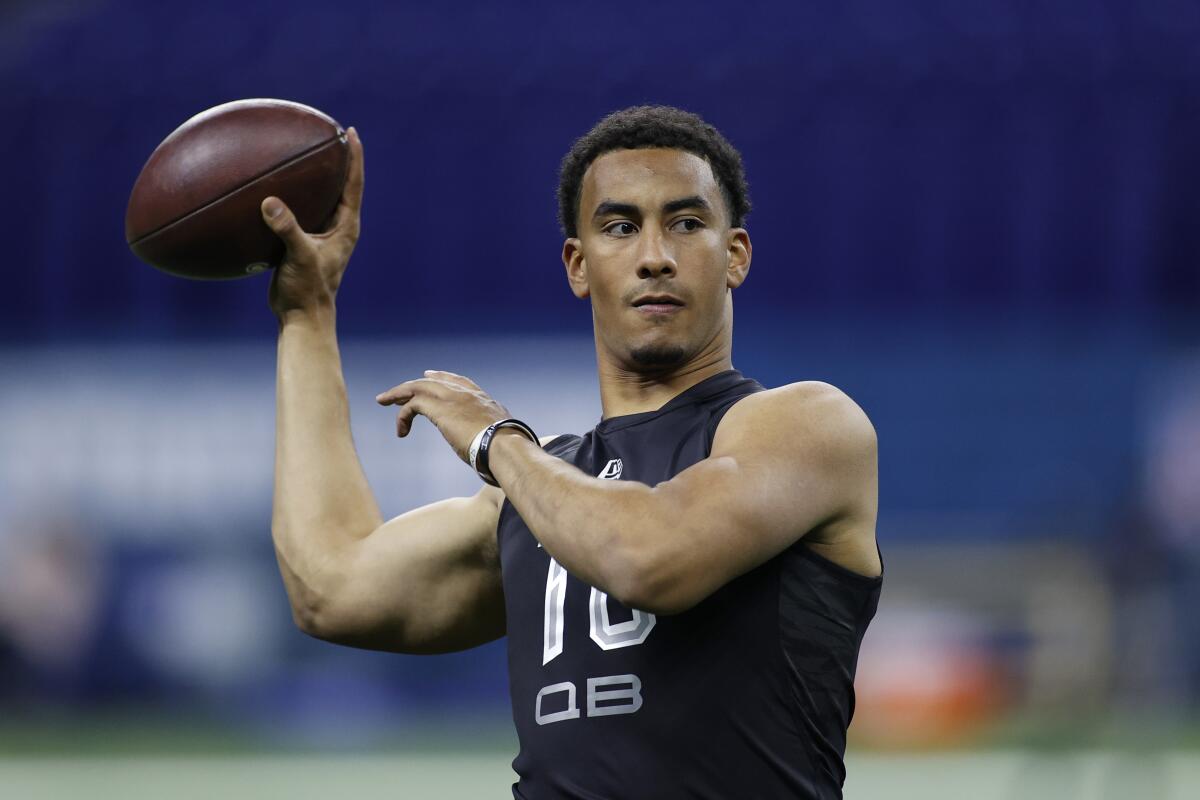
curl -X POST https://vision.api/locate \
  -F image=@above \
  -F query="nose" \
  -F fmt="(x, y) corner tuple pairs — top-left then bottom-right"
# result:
(635, 227), (677, 279)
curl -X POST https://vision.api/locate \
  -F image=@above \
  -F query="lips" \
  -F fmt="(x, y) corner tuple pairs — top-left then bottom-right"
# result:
(636, 304), (683, 316)
(632, 294), (684, 308)
(632, 294), (685, 317)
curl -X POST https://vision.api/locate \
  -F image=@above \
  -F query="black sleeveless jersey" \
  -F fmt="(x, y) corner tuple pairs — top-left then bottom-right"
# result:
(497, 369), (883, 800)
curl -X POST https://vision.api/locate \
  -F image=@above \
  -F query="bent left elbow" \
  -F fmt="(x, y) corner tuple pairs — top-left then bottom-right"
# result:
(609, 563), (704, 617)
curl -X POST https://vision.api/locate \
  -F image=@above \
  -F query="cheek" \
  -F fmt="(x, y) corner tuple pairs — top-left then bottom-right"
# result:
(589, 272), (620, 303)
(700, 252), (732, 297)
(589, 279), (627, 322)
(583, 257), (626, 298)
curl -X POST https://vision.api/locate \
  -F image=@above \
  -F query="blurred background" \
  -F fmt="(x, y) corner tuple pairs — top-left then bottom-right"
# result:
(2, 0), (1199, 797)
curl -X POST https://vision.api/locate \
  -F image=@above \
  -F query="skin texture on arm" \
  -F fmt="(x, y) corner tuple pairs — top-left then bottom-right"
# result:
(265, 129), (510, 654)
(485, 381), (879, 615)
(290, 439), (557, 654)
(272, 311), (510, 653)
(377, 373), (879, 617)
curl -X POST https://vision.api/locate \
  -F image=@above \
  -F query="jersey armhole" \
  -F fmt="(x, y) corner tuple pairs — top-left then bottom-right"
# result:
(703, 389), (766, 455)
(542, 433), (579, 457)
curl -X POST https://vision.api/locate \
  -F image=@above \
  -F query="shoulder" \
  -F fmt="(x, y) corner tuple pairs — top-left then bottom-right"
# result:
(713, 383), (879, 573)
(715, 381), (876, 464)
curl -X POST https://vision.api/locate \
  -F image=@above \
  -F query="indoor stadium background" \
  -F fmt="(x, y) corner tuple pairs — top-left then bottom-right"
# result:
(2, 1), (1199, 797)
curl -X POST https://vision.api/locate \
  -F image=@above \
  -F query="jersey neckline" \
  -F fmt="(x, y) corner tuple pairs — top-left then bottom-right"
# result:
(593, 368), (749, 434)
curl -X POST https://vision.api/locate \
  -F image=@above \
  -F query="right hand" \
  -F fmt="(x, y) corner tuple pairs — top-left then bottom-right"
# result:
(262, 126), (365, 319)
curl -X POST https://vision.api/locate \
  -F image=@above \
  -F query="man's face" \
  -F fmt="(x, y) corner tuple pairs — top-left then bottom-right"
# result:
(563, 148), (751, 373)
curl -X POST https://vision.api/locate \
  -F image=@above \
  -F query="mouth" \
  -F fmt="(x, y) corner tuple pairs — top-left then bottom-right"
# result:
(632, 294), (685, 315)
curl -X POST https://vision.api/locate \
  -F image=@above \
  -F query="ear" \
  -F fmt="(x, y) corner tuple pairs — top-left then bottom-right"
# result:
(562, 238), (589, 299)
(725, 228), (751, 290)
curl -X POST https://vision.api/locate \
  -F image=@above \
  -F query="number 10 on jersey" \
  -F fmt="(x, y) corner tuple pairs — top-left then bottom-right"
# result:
(536, 558), (656, 725)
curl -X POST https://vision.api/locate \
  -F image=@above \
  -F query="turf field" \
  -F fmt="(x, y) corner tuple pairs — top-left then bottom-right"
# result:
(2, 750), (1197, 799)
(1, 713), (1195, 799)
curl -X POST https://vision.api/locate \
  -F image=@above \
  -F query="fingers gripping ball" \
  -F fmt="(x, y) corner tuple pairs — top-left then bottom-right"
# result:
(125, 99), (350, 280)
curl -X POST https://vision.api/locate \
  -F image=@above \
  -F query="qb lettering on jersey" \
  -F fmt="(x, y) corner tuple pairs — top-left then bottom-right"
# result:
(535, 455), (651, 725)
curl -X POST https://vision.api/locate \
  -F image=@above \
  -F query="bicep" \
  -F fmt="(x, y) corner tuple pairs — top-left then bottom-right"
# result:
(315, 434), (563, 653)
(319, 484), (508, 654)
(709, 384), (875, 546)
(645, 384), (876, 610)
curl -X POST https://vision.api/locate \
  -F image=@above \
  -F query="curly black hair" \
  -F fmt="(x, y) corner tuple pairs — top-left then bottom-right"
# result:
(557, 105), (751, 238)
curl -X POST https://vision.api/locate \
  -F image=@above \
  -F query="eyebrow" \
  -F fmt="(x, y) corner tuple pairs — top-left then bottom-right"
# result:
(592, 201), (638, 220)
(591, 195), (713, 220)
(662, 196), (711, 215)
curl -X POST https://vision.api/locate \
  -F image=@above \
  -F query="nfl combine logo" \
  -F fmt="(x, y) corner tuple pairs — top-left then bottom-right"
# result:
(598, 459), (623, 480)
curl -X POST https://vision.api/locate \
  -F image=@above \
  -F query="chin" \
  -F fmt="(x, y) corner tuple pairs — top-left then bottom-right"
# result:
(629, 343), (688, 370)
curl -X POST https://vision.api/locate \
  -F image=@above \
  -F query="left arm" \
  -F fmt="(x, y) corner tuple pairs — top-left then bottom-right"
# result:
(488, 381), (876, 614)
(378, 374), (877, 616)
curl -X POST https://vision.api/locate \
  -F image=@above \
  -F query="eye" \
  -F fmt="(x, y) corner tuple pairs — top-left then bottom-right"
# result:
(669, 217), (704, 233)
(602, 221), (638, 237)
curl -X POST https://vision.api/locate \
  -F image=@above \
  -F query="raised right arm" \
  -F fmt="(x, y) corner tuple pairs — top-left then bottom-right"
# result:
(264, 128), (506, 654)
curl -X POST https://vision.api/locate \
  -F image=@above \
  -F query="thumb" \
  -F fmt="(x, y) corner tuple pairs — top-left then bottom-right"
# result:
(261, 197), (313, 258)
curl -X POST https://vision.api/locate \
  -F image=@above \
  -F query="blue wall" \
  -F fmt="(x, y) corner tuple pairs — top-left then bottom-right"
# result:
(2, 0), (1198, 340)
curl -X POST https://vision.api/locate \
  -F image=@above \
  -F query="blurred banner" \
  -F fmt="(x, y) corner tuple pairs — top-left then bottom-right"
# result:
(2, 322), (1197, 749)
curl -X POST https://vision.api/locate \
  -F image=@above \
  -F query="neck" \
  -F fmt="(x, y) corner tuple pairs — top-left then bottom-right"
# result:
(594, 335), (733, 420)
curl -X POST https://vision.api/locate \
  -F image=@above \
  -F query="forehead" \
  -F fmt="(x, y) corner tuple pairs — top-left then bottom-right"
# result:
(580, 148), (720, 212)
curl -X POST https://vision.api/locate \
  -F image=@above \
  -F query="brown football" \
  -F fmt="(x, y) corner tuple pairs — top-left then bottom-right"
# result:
(125, 99), (349, 280)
